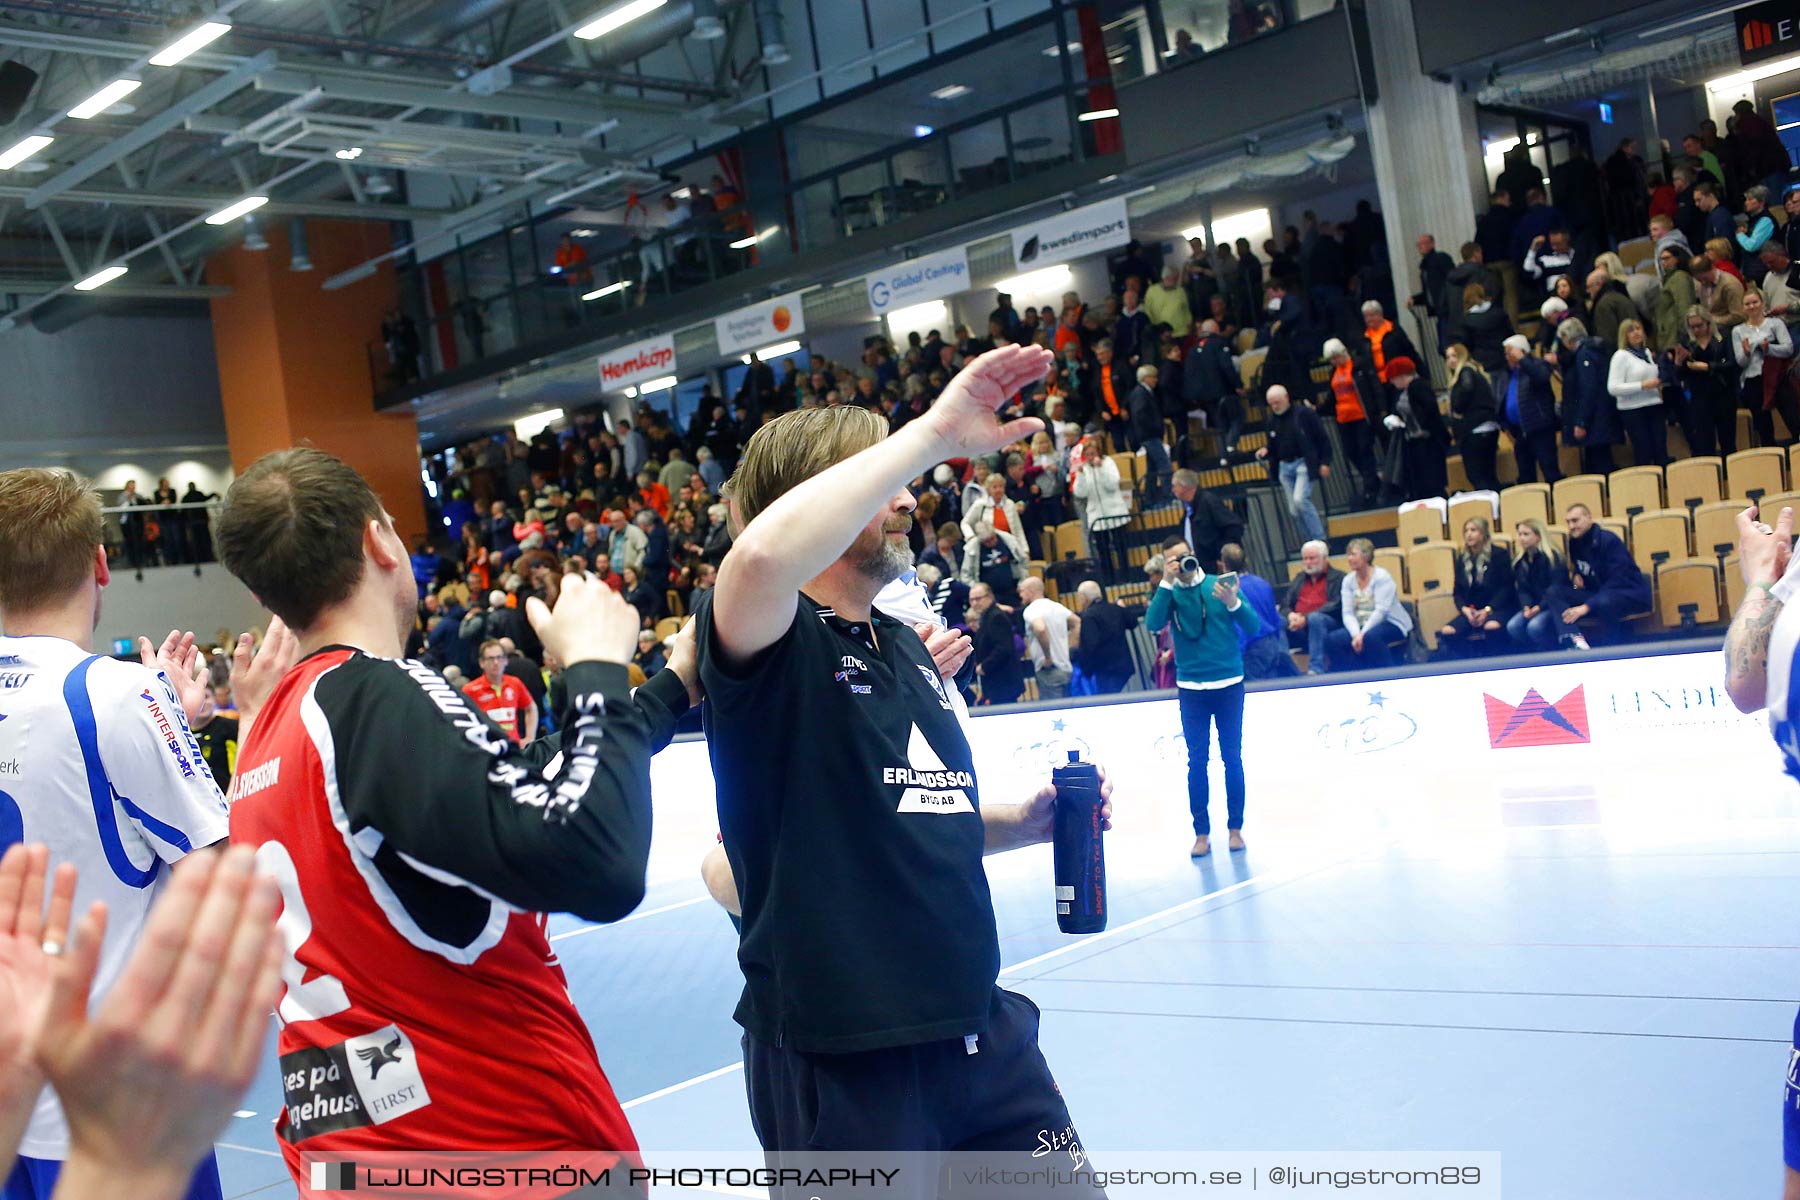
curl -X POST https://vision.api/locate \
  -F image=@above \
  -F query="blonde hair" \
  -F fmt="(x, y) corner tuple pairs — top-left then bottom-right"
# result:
(1460, 515), (1493, 575)
(1515, 517), (1560, 566)
(1446, 342), (1488, 382)
(1616, 318), (1645, 347)
(0, 468), (106, 613)
(728, 406), (888, 528)
(1705, 236), (1735, 263)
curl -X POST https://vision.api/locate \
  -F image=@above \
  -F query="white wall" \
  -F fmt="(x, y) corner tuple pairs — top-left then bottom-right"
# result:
(0, 563), (269, 652)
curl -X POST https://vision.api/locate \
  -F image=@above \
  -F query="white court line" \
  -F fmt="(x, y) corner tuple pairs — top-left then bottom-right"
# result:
(623, 1061), (746, 1109)
(550, 895), (713, 942)
(618, 846), (1379, 1111)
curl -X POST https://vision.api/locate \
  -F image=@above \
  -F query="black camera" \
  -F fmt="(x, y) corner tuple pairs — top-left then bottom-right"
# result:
(1180, 555), (1200, 575)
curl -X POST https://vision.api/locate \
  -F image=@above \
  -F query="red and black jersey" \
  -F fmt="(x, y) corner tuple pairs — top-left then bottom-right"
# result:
(228, 647), (687, 1194)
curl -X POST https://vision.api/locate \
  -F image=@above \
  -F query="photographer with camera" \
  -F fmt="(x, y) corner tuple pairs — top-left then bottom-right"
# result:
(1146, 534), (1260, 858)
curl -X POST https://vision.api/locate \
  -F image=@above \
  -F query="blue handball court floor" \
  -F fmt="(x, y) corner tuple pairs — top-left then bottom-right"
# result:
(215, 646), (1800, 1198)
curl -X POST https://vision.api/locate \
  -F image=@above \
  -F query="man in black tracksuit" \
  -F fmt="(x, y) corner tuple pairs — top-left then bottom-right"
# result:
(1256, 385), (1331, 544)
(1564, 502), (1650, 644)
(1128, 363), (1171, 506)
(1182, 320), (1244, 457)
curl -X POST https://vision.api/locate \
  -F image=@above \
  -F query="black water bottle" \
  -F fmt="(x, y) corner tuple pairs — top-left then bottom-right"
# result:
(1052, 751), (1106, 934)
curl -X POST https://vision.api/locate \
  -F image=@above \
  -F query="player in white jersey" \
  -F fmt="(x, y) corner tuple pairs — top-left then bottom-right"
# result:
(0, 468), (230, 1200)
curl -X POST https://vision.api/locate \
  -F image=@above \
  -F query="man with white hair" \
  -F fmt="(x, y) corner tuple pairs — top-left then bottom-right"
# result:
(1127, 362), (1171, 505)
(1537, 297), (1569, 353)
(1279, 540), (1346, 675)
(1255, 384), (1330, 543)
(1145, 264), (1193, 334)
(1500, 333), (1562, 484)
(605, 508), (646, 573)
(1071, 578), (1138, 694)
(1019, 575), (1078, 698)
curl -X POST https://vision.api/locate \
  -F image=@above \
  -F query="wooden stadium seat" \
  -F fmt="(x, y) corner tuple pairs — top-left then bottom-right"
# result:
(654, 616), (682, 642)
(1446, 455), (1471, 494)
(666, 589), (685, 618)
(1763, 492), (1800, 520)
(1110, 452), (1140, 485)
(1724, 554), (1746, 617)
(1789, 443), (1800, 487)
(1374, 547), (1408, 593)
(1630, 510), (1690, 573)
(1397, 505), (1445, 546)
(1616, 236), (1655, 271)
(1407, 542), (1455, 596)
(1607, 467), (1663, 520)
(1499, 484), (1550, 532)
(1738, 410), (1755, 453)
(1040, 526), (1059, 563)
(1552, 475), (1606, 522)
(1727, 448), (1786, 505)
(1665, 456), (1724, 512)
(1597, 515), (1630, 550)
(1557, 443), (1582, 480)
(1543, 525), (1569, 557)
(1054, 520), (1086, 560)
(1447, 495), (1495, 535)
(1656, 562), (1721, 630)
(1238, 347), (1268, 392)
(1236, 327), (1257, 354)
(1415, 592), (1458, 651)
(1692, 501), (1741, 563)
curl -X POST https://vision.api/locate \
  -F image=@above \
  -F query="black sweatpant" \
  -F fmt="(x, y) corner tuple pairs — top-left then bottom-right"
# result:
(744, 989), (1104, 1199)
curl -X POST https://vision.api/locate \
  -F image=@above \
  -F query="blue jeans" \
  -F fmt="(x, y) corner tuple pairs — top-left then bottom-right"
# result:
(1141, 438), (1172, 506)
(1277, 459), (1327, 542)
(1305, 610), (1340, 673)
(1505, 609), (1559, 650)
(1325, 618), (1403, 669)
(1179, 684), (1246, 836)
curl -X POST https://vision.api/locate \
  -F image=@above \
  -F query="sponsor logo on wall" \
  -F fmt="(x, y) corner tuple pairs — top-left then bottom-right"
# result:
(866, 244), (970, 315)
(715, 292), (805, 356)
(596, 334), (676, 392)
(1009, 197), (1130, 270)
(1484, 684), (1590, 749)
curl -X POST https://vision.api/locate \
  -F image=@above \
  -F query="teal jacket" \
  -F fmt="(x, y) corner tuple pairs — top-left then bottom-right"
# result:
(1144, 576), (1259, 686)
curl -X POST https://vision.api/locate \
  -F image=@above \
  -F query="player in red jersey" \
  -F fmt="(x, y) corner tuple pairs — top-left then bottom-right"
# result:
(213, 448), (696, 1198)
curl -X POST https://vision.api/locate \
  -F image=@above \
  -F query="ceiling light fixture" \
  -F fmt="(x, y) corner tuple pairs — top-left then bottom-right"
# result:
(930, 84), (971, 100)
(740, 340), (800, 364)
(0, 135), (53, 170)
(634, 374), (677, 394)
(575, 0), (667, 40)
(1077, 108), (1120, 122)
(334, 146), (363, 160)
(68, 79), (141, 120)
(149, 21), (232, 67)
(205, 194), (269, 225)
(582, 280), (630, 299)
(74, 264), (127, 291)
(729, 234), (757, 249)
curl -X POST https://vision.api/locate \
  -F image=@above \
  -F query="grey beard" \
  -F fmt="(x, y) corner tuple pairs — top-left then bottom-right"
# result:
(851, 530), (914, 584)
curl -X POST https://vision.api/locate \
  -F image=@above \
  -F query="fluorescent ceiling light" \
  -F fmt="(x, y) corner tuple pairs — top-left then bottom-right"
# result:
(635, 374), (677, 394)
(574, 0), (667, 40)
(205, 194), (269, 225)
(74, 265), (128, 291)
(885, 299), (947, 330)
(671, 186), (692, 199)
(0, 136), (53, 170)
(1708, 54), (1800, 92)
(740, 340), (801, 364)
(729, 235), (757, 249)
(930, 84), (971, 100)
(1043, 42), (1082, 57)
(1077, 108), (1120, 122)
(149, 21), (232, 67)
(914, 124), (934, 137)
(582, 280), (630, 300)
(334, 146), (363, 160)
(995, 264), (1072, 295)
(68, 79), (141, 120)
(569, 227), (598, 237)
(1181, 207), (1271, 245)
(513, 408), (564, 441)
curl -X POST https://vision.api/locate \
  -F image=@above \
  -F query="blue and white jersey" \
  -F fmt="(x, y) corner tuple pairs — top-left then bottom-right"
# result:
(0, 635), (230, 1159)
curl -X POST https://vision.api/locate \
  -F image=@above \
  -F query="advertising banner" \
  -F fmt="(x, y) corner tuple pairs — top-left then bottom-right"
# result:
(596, 334), (676, 392)
(1008, 197), (1131, 271)
(715, 292), (805, 356)
(866, 244), (970, 315)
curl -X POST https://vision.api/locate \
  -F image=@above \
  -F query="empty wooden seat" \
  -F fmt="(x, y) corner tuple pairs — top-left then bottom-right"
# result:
(1607, 466), (1663, 520)
(1630, 510), (1691, 573)
(1373, 547), (1408, 593)
(1727, 448), (1787, 506)
(1397, 504), (1445, 547)
(1447, 494), (1495, 535)
(1656, 562), (1722, 630)
(1407, 542), (1456, 596)
(1691, 501), (1741, 563)
(1666, 456), (1724, 512)
(1415, 592), (1458, 651)
(1499, 483), (1551, 532)
(1552, 475), (1606, 522)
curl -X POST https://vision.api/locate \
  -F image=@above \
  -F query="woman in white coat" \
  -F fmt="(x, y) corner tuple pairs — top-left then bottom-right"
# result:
(960, 470), (1028, 560)
(1606, 318), (1667, 467)
(1071, 435), (1130, 578)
